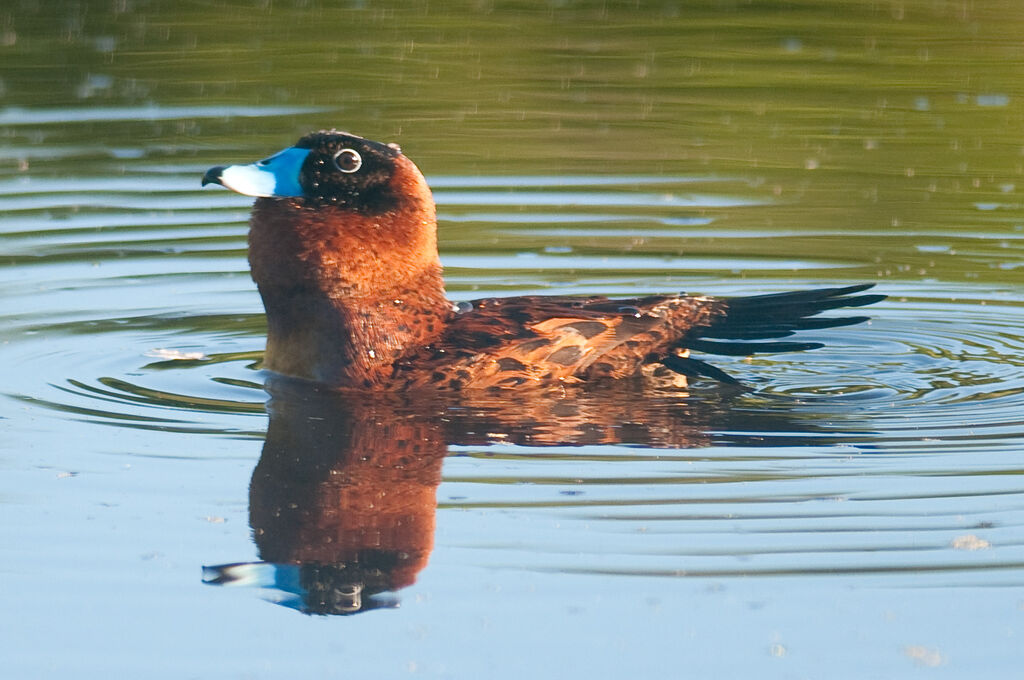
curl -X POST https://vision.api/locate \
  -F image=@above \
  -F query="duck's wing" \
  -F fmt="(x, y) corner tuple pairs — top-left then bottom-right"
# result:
(394, 294), (667, 389)
(399, 284), (883, 389)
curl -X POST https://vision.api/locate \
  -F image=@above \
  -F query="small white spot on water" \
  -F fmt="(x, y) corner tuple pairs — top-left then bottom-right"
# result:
(977, 93), (1009, 107)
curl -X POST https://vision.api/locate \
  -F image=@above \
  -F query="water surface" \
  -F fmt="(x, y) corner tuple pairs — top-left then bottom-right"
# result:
(3, 1), (1024, 677)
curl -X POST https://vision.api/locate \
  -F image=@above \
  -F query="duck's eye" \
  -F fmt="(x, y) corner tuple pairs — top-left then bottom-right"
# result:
(332, 148), (362, 174)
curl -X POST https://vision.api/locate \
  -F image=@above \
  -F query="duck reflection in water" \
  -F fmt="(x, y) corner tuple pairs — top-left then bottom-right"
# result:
(203, 377), (852, 615)
(204, 380), (445, 615)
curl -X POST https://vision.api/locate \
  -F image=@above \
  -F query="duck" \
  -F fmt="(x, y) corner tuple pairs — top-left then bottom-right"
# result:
(202, 130), (884, 391)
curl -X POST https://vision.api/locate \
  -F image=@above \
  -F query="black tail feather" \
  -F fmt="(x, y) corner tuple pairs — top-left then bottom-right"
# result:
(661, 354), (743, 385)
(696, 284), (884, 346)
(700, 314), (872, 340)
(665, 284), (884, 385)
(686, 339), (825, 355)
(726, 283), (877, 306)
(659, 284), (884, 385)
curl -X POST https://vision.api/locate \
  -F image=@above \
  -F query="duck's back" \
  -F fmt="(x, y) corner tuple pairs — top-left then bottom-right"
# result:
(394, 284), (884, 390)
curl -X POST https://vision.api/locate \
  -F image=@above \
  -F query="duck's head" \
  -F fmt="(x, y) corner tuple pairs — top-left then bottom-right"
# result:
(202, 130), (420, 210)
(202, 130), (440, 294)
(201, 130), (440, 294)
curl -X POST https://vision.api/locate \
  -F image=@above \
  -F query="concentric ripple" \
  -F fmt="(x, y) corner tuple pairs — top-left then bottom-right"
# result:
(3, 125), (1024, 586)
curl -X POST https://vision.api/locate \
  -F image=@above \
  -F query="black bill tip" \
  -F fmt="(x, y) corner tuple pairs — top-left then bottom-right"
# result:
(201, 166), (226, 187)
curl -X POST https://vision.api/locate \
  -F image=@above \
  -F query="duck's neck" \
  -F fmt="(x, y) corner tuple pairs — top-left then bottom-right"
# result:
(248, 200), (451, 387)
